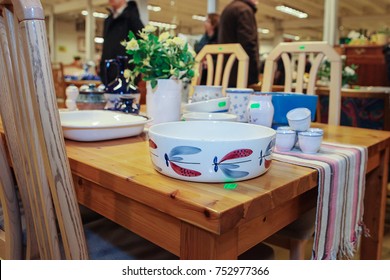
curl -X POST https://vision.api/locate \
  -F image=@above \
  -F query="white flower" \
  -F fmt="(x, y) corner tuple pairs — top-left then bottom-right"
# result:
(172, 37), (185, 48)
(143, 58), (150, 67)
(144, 25), (157, 33)
(158, 32), (170, 42)
(126, 39), (139, 51)
(344, 66), (355, 75)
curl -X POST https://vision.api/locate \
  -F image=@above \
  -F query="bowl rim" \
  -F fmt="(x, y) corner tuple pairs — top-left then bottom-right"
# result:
(60, 110), (150, 128)
(286, 107), (311, 121)
(148, 121), (276, 141)
(182, 112), (237, 120)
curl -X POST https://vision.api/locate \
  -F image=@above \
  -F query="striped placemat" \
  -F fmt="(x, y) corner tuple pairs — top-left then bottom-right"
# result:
(273, 142), (367, 260)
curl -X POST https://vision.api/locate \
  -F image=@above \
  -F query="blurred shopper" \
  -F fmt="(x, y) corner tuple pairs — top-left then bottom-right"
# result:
(195, 13), (220, 53)
(99, 0), (144, 85)
(194, 13), (220, 85)
(218, 0), (260, 87)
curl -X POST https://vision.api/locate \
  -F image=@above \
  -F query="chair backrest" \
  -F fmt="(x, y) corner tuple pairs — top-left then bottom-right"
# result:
(191, 43), (249, 94)
(51, 62), (66, 106)
(261, 41), (342, 125)
(0, 135), (22, 259)
(0, 0), (88, 259)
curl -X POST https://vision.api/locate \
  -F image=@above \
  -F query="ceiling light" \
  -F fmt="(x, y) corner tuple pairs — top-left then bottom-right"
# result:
(147, 5), (161, 12)
(81, 10), (108, 19)
(192, 15), (206, 21)
(283, 33), (300, 40)
(149, 21), (177, 30)
(94, 37), (104, 44)
(275, 5), (308, 19)
(258, 28), (270, 34)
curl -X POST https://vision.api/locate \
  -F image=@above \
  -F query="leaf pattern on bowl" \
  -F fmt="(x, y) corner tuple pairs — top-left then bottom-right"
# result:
(164, 146), (202, 177)
(213, 149), (253, 179)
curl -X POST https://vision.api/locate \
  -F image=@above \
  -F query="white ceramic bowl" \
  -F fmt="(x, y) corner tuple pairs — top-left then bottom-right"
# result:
(183, 97), (230, 113)
(148, 121), (276, 182)
(60, 110), (150, 141)
(191, 85), (223, 102)
(286, 107), (311, 131)
(298, 128), (324, 154)
(182, 112), (237, 122)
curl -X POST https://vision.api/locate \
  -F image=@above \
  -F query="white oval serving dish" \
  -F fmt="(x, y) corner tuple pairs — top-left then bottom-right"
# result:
(60, 110), (150, 141)
(148, 121), (275, 182)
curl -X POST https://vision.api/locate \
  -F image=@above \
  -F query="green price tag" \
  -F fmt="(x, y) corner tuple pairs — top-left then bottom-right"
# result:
(299, 45), (305, 50)
(251, 103), (260, 109)
(224, 183), (237, 190)
(218, 101), (227, 107)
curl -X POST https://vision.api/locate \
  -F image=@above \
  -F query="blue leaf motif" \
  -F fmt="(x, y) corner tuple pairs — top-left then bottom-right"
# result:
(220, 163), (240, 169)
(220, 166), (249, 178)
(170, 156), (183, 162)
(169, 146), (201, 158)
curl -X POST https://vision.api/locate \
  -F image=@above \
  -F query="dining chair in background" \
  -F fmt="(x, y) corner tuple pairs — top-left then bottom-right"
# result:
(261, 41), (342, 125)
(51, 62), (66, 107)
(261, 41), (342, 259)
(191, 43), (249, 95)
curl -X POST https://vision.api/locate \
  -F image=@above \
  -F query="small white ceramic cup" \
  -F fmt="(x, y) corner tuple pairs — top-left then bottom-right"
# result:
(298, 128), (324, 154)
(226, 88), (254, 122)
(286, 107), (311, 131)
(275, 128), (297, 152)
(191, 85), (223, 102)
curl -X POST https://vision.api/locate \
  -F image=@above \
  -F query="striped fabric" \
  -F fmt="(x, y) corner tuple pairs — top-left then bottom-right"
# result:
(273, 142), (367, 260)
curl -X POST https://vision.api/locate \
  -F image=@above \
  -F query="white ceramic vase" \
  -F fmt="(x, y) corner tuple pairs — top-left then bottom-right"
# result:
(146, 79), (182, 125)
(247, 94), (274, 127)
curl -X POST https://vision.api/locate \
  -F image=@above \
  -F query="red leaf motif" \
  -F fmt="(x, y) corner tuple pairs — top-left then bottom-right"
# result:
(170, 161), (201, 177)
(265, 159), (272, 169)
(219, 149), (253, 163)
(149, 139), (157, 149)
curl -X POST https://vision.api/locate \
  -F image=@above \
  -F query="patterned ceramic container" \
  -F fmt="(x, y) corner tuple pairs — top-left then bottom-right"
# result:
(226, 88), (254, 122)
(148, 121), (276, 182)
(191, 85), (223, 102)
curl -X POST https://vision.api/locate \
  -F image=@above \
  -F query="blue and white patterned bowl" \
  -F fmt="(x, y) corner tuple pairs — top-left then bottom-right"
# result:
(148, 121), (276, 182)
(183, 97), (229, 113)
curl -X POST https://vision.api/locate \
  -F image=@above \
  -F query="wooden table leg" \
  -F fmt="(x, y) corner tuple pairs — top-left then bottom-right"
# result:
(180, 222), (238, 260)
(361, 147), (389, 259)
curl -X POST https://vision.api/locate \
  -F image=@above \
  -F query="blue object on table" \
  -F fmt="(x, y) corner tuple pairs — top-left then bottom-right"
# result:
(263, 92), (318, 128)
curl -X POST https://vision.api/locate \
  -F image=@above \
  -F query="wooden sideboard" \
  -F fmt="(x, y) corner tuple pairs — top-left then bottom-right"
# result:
(336, 45), (389, 86)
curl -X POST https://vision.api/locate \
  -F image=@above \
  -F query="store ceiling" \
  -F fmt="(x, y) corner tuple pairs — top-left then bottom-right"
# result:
(40, 0), (390, 42)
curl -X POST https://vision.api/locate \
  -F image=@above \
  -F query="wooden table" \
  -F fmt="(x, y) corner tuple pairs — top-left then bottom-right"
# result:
(251, 85), (390, 131)
(316, 86), (390, 131)
(64, 123), (390, 259)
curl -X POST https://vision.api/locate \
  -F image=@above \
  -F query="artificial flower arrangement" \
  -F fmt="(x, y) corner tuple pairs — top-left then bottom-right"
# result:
(121, 25), (196, 89)
(317, 57), (358, 87)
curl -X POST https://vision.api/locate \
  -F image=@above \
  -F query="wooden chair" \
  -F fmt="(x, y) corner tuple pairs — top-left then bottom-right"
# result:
(0, 0), (274, 260)
(261, 41), (342, 259)
(261, 41), (342, 125)
(191, 43), (249, 95)
(0, 0), (179, 260)
(0, 135), (22, 259)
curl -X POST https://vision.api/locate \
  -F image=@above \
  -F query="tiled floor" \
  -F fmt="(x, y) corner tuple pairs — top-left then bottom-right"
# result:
(268, 187), (390, 260)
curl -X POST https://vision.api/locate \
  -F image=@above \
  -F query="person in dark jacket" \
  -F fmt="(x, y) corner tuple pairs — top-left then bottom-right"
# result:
(194, 13), (220, 85)
(99, 0), (144, 85)
(218, 0), (260, 87)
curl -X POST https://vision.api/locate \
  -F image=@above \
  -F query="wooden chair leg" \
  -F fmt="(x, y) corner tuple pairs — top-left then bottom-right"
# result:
(289, 239), (308, 260)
